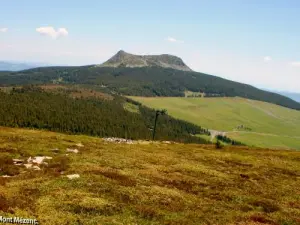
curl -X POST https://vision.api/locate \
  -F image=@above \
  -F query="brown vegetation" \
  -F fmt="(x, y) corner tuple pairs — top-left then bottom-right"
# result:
(0, 126), (299, 225)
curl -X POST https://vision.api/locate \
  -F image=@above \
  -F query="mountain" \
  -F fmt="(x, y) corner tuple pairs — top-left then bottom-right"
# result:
(100, 50), (192, 72)
(0, 61), (49, 71)
(0, 51), (300, 110)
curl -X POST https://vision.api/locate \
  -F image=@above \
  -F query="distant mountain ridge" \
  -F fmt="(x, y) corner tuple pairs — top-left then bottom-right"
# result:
(275, 92), (300, 103)
(0, 61), (49, 71)
(100, 50), (192, 72)
(261, 88), (300, 103)
(1, 50), (300, 110)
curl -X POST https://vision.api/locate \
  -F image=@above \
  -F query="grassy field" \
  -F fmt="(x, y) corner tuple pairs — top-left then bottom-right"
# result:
(130, 97), (300, 150)
(0, 127), (300, 225)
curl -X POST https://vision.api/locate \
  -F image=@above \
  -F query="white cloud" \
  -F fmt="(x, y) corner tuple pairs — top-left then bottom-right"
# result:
(0, 28), (8, 33)
(289, 61), (300, 67)
(36, 27), (68, 39)
(263, 56), (272, 62)
(165, 37), (184, 43)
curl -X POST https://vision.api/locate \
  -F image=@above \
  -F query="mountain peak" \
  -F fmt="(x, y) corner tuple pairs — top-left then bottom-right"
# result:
(100, 51), (192, 72)
(116, 50), (126, 55)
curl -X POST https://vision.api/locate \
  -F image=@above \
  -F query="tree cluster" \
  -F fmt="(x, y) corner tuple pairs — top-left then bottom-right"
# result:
(0, 87), (209, 144)
(216, 135), (245, 146)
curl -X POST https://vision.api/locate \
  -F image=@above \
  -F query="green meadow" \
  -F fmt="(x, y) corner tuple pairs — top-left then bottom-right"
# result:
(130, 97), (300, 150)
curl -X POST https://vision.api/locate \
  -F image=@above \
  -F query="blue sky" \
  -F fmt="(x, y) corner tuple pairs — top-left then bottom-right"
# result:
(1, 0), (300, 92)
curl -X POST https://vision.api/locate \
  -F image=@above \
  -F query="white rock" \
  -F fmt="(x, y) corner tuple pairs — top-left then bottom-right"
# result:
(13, 159), (24, 166)
(76, 143), (84, 147)
(32, 166), (41, 171)
(66, 148), (79, 154)
(103, 137), (134, 144)
(13, 159), (24, 163)
(24, 164), (33, 169)
(66, 174), (80, 180)
(28, 156), (52, 165)
(1, 175), (11, 178)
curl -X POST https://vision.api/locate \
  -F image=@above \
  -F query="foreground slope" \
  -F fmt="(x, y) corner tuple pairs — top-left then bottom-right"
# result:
(131, 97), (300, 149)
(0, 127), (299, 225)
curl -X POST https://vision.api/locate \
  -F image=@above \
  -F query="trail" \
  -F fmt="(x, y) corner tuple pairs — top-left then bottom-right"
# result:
(209, 129), (300, 140)
(227, 131), (300, 139)
(245, 99), (281, 119)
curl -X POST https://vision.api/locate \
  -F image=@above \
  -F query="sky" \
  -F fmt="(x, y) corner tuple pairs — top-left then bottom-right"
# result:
(0, 0), (300, 93)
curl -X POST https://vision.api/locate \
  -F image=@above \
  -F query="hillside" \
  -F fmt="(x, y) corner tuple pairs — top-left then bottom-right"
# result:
(0, 127), (299, 225)
(0, 86), (209, 144)
(99, 50), (192, 72)
(130, 96), (300, 150)
(0, 65), (300, 110)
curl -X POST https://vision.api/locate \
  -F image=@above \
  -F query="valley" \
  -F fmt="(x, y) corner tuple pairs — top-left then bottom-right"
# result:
(130, 96), (300, 150)
(1, 50), (300, 150)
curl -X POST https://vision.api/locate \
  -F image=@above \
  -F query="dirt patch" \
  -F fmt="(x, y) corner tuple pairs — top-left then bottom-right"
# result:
(250, 199), (281, 213)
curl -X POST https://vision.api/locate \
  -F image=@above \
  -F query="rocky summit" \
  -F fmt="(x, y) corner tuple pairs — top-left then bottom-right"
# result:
(100, 50), (193, 72)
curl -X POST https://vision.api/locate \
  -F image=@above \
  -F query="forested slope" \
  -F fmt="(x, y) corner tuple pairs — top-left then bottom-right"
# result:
(0, 86), (208, 143)
(0, 66), (299, 110)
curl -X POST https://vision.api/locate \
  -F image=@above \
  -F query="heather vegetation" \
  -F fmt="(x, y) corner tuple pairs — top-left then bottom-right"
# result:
(0, 127), (299, 225)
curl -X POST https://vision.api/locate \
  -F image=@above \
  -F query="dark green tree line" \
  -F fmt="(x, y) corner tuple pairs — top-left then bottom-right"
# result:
(0, 87), (209, 144)
(1, 66), (299, 110)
